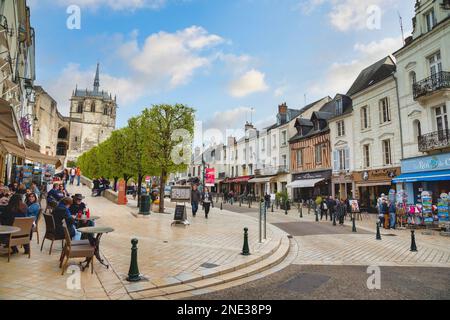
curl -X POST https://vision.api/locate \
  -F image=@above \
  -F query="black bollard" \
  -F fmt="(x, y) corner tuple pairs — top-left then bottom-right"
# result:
(315, 210), (319, 222)
(239, 198), (242, 207)
(220, 202), (223, 210)
(285, 200), (288, 215)
(127, 239), (142, 282)
(271, 203), (274, 213)
(248, 199), (251, 209)
(410, 230), (418, 252)
(299, 204), (303, 218)
(376, 222), (382, 240)
(352, 216), (357, 233)
(242, 228), (250, 256)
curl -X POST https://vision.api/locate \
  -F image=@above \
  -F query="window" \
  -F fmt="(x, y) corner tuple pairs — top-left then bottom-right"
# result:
(223, 149), (227, 161)
(435, 105), (449, 132)
(272, 134), (277, 148)
(425, 9), (436, 32)
(361, 106), (370, 129)
(243, 149), (246, 161)
(383, 140), (392, 165)
(77, 103), (83, 113)
(335, 98), (343, 115)
(334, 148), (350, 171)
(74, 136), (78, 142)
(296, 149), (303, 167)
(249, 147), (253, 159)
(379, 98), (391, 124)
(261, 138), (266, 152)
(103, 107), (108, 116)
(429, 52), (442, 76)
(413, 120), (422, 142)
(337, 120), (345, 137)
(314, 121), (320, 131)
(91, 102), (95, 112)
(249, 164), (253, 175)
(282, 155), (287, 169)
(281, 131), (287, 146)
(363, 144), (370, 168)
(315, 144), (323, 165)
(410, 71), (417, 93)
(231, 167), (234, 177)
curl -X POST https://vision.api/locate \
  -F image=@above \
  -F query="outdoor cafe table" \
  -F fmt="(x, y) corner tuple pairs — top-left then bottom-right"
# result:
(78, 226), (114, 270)
(0, 226), (21, 235)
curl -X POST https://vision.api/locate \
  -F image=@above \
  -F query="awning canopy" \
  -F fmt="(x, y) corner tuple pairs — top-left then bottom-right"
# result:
(392, 170), (450, 183)
(249, 176), (276, 183)
(0, 140), (62, 168)
(224, 176), (253, 183)
(287, 178), (324, 189)
(0, 98), (23, 145)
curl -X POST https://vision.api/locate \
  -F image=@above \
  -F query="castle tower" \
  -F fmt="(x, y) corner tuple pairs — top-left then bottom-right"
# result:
(65, 63), (117, 162)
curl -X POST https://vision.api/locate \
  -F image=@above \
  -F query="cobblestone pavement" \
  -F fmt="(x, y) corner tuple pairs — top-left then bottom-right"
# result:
(0, 184), (287, 300)
(190, 264), (450, 300)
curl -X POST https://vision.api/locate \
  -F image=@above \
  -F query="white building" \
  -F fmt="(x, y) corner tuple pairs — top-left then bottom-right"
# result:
(392, 0), (450, 204)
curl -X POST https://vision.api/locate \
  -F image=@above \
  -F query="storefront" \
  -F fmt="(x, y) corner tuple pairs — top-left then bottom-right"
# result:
(353, 168), (400, 213)
(393, 153), (450, 205)
(248, 175), (276, 198)
(331, 173), (355, 200)
(288, 170), (332, 202)
(223, 176), (254, 195)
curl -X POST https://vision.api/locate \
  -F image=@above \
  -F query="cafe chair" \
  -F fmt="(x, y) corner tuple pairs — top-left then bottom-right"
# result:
(32, 209), (43, 245)
(7, 217), (35, 262)
(60, 225), (95, 275)
(41, 213), (65, 255)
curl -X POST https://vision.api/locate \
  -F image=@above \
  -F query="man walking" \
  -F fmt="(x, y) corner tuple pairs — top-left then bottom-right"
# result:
(264, 193), (271, 210)
(327, 196), (336, 222)
(191, 185), (201, 217)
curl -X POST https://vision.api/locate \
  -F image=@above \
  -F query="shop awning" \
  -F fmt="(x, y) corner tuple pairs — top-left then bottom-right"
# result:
(249, 176), (275, 183)
(225, 176), (253, 183)
(0, 140), (26, 158)
(392, 170), (450, 183)
(0, 140), (62, 168)
(0, 98), (24, 145)
(287, 178), (324, 188)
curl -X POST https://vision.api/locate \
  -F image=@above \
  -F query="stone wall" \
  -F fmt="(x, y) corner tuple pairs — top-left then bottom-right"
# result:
(79, 176), (118, 203)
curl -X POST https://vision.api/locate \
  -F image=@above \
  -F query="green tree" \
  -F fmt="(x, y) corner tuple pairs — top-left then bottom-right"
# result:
(142, 104), (195, 213)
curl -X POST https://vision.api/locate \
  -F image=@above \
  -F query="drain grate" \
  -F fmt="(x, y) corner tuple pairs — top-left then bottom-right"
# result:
(200, 263), (220, 269)
(383, 234), (397, 237)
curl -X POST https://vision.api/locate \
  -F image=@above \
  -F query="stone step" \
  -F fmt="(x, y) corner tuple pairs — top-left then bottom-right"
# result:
(128, 235), (291, 300)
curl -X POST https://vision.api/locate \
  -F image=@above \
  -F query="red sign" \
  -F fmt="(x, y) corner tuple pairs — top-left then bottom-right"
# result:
(205, 168), (215, 186)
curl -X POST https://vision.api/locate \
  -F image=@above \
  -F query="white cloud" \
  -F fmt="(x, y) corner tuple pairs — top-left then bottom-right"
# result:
(228, 69), (269, 98)
(308, 36), (402, 96)
(54, 0), (166, 11)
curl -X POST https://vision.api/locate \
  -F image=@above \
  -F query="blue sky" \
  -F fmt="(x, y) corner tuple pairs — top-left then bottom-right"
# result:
(30, 0), (415, 134)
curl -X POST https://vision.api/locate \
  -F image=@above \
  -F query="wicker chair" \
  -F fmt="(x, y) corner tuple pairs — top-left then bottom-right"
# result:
(60, 225), (95, 275)
(7, 217), (35, 262)
(41, 213), (65, 255)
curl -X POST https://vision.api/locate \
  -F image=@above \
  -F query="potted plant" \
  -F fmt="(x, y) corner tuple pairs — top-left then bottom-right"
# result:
(279, 191), (291, 210)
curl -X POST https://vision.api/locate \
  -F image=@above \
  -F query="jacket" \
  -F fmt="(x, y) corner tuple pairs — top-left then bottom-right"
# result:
(0, 203), (27, 226)
(202, 192), (213, 203)
(47, 188), (63, 203)
(191, 190), (201, 203)
(53, 204), (76, 238)
(27, 203), (40, 221)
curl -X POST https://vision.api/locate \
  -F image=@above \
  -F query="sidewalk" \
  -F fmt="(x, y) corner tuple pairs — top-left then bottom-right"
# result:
(0, 184), (289, 300)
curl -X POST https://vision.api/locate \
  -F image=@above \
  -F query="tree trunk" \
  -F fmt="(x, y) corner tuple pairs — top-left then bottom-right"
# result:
(113, 177), (119, 192)
(137, 173), (143, 208)
(159, 169), (166, 213)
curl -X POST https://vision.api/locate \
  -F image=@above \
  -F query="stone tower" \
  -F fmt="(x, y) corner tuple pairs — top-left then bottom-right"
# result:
(66, 63), (117, 162)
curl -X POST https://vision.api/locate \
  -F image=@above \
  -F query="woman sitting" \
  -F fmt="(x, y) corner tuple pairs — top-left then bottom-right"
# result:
(26, 193), (41, 223)
(0, 194), (29, 254)
(52, 197), (81, 241)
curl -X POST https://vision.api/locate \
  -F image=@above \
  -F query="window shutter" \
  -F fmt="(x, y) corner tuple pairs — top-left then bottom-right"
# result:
(345, 148), (350, 170)
(333, 150), (338, 172)
(379, 101), (383, 124)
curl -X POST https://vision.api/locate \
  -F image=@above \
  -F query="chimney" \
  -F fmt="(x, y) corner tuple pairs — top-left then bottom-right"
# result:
(245, 121), (255, 132)
(278, 102), (288, 115)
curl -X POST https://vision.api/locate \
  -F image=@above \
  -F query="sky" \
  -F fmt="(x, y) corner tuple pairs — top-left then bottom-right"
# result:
(29, 0), (415, 140)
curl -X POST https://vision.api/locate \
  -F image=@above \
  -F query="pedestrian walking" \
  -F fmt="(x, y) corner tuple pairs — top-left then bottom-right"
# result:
(388, 200), (396, 230)
(379, 198), (389, 229)
(264, 193), (271, 210)
(69, 167), (76, 185)
(320, 199), (328, 220)
(191, 185), (201, 217)
(202, 187), (213, 219)
(336, 199), (346, 225)
(75, 167), (81, 186)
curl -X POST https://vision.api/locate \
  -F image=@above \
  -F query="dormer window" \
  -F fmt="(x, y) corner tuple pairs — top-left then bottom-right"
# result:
(314, 121), (320, 131)
(335, 98), (343, 115)
(425, 9), (436, 32)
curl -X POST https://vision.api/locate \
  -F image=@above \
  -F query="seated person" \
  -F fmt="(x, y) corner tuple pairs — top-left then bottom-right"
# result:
(52, 197), (81, 241)
(92, 178), (100, 196)
(0, 194), (29, 254)
(26, 193), (41, 223)
(47, 183), (64, 205)
(58, 184), (70, 198)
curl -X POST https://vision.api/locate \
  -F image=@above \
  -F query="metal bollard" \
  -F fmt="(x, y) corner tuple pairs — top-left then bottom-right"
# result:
(410, 230), (418, 252)
(333, 212), (336, 226)
(271, 203), (274, 213)
(126, 239), (142, 282)
(352, 216), (357, 233)
(376, 222), (382, 240)
(242, 228), (250, 256)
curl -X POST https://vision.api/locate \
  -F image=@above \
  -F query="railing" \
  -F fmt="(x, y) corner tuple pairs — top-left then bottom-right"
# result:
(418, 129), (450, 152)
(413, 71), (450, 100)
(259, 165), (289, 176)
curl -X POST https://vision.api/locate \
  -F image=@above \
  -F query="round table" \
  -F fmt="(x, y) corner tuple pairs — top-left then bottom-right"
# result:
(0, 226), (21, 235)
(74, 216), (101, 222)
(78, 226), (114, 269)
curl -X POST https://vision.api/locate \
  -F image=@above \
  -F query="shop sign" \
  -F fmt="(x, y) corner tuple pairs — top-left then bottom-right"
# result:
(402, 154), (450, 174)
(421, 191), (433, 224)
(205, 168), (215, 187)
(438, 193), (449, 222)
(293, 170), (331, 181)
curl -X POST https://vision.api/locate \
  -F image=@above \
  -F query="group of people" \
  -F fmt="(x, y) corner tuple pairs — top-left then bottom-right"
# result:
(92, 177), (111, 197)
(191, 185), (213, 219)
(377, 193), (397, 230)
(61, 167), (82, 188)
(314, 196), (351, 225)
(0, 183), (43, 255)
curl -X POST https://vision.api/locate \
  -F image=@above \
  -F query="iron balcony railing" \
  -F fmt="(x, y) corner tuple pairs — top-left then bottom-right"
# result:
(418, 129), (450, 152)
(413, 71), (450, 100)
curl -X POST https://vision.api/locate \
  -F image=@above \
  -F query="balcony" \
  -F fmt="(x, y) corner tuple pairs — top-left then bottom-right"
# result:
(259, 165), (289, 176)
(418, 129), (450, 152)
(413, 71), (450, 101)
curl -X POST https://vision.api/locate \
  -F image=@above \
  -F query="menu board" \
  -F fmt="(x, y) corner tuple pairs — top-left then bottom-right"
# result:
(174, 205), (187, 221)
(349, 200), (360, 213)
(438, 193), (449, 222)
(421, 191), (433, 224)
(171, 186), (192, 202)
